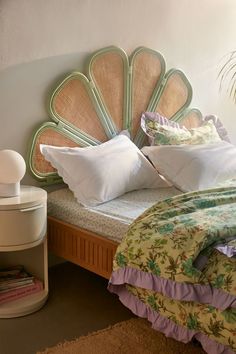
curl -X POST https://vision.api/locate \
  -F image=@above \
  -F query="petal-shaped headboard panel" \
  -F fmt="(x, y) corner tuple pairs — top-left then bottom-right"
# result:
(176, 108), (203, 129)
(153, 69), (192, 118)
(50, 73), (112, 143)
(130, 47), (165, 139)
(28, 122), (91, 183)
(87, 46), (129, 133)
(28, 46), (202, 184)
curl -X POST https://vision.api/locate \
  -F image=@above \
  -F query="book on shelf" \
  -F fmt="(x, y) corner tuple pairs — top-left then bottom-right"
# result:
(0, 265), (25, 278)
(0, 265), (43, 304)
(0, 278), (34, 292)
(0, 279), (43, 305)
(0, 265), (34, 292)
(0, 265), (31, 281)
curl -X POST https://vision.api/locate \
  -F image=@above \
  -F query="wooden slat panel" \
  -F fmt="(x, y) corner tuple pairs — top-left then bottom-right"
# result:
(98, 245), (103, 270)
(48, 216), (118, 279)
(72, 236), (77, 258)
(90, 242), (94, 266)
(80, 238), (85, 261)
(94, 243), (98, 268)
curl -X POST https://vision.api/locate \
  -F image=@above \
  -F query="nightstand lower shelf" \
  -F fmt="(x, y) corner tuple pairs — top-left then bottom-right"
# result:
(0, 289), (48, 318)
(0, 236), (48, 318)
(0, 186), (48, 318)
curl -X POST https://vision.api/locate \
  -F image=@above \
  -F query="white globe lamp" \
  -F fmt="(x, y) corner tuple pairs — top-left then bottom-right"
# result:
(0, 150), (26, 197)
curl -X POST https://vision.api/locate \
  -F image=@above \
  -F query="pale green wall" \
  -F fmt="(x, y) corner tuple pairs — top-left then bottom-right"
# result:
(0, 0), (236, 184)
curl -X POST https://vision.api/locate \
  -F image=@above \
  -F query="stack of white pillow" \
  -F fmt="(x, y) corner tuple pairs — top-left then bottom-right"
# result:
(40, 113), (236, 207)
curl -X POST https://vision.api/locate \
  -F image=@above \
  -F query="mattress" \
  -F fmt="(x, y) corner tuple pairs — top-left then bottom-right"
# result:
(47, 187), (181, 243)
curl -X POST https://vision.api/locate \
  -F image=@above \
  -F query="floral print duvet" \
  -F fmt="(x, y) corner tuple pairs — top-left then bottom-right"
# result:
(108, 187), (236, 354)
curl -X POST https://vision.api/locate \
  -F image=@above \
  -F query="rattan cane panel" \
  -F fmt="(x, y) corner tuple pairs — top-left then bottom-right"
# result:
(33, 128), (79, 174)
(91, 52), (124, 131)
(132, 52), (163, 138)
(155, 73), (189, 118)
(180, 113), (202, 129)
(53, 78), (108, 142)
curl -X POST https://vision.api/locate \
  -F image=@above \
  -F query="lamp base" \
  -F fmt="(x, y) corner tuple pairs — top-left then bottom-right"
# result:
(0, 182), (20, 197)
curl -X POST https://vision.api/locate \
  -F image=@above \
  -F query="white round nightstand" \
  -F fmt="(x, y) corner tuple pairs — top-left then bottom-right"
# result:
(0, 186), (48, 318)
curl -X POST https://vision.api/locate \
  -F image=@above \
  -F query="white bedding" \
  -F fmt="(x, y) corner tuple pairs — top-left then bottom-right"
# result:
(41, 135), (167, 207)
(47, 187), (181, 243)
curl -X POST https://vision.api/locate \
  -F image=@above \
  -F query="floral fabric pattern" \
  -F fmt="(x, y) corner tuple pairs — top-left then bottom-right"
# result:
(127, 284), (236, 352)
(109, 187), (236, 353)
(113, 187), (236, 290)
(141, 113), (221, 145)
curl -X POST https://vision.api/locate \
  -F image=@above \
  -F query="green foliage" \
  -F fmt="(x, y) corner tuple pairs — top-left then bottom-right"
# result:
(157, 223), (174, 234)
(187, 313), (200, 330)
(208, 318), (224, 337)
(212, 274), (225, 289)
(182, 258), (200, 278)
(218, 51), (236, 104)
(115, 252), (128, 267)
(147, 295), (159, 311)
(193, 199), (216, 209)
(207, 305), (216, 313)
(146, 259), (161, 276)
(222, 308), (236, 323)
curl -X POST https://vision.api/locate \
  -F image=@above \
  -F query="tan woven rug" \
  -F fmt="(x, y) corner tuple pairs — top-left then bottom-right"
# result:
(37, 318), (205, 354)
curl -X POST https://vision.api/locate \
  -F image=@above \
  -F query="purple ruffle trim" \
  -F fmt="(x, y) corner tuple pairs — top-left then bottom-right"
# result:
(215, 244), (236, 258)
(141, 112), (181, 128)
(108, 283), (235, 354)
(109, 267), (236, 310)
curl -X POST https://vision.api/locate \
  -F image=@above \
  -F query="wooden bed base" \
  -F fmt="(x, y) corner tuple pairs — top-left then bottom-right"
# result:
(47, 216), (118, 279)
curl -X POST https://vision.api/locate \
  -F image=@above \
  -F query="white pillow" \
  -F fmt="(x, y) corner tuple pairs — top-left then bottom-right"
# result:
(40, 135), (168, 207)
(141, 141), (236, 192)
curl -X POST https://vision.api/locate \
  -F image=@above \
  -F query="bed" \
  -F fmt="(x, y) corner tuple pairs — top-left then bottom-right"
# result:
(28, 46), (236, 354)
(28, 45), (202, 278)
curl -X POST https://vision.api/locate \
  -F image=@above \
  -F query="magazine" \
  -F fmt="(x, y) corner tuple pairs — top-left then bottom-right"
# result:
(0, 279), (43, 304)
(0, 265), (43, 303)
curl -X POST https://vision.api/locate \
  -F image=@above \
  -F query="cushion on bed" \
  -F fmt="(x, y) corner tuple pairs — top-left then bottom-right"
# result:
(204, 114), (231, 142)
(40, 134), (169, 207)
(141, 141), (236, 192)
(141, 112), (222, 145)
(141, 111), (231, 142)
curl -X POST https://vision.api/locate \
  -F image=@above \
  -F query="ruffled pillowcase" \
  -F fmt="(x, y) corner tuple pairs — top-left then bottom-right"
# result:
(40, 134), (169, 207)
(141, 112), (228, 146)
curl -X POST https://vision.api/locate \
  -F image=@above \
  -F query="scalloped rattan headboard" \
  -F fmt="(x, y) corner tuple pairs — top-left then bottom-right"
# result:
(28, 46), (202, 185)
